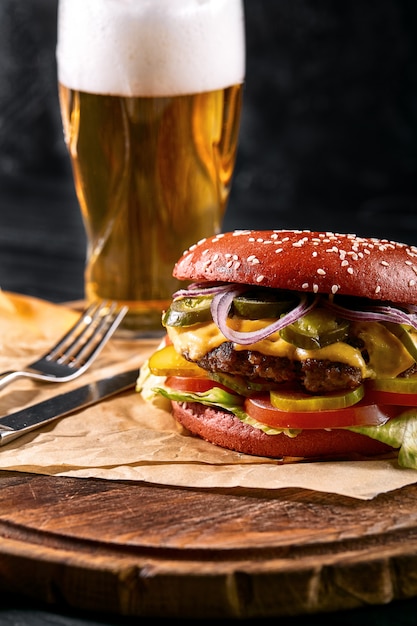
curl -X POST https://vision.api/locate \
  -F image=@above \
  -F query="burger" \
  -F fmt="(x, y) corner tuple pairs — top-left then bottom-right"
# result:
(138, 229), (417, 466)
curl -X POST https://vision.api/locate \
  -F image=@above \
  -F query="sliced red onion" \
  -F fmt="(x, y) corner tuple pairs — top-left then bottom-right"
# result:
(187, 281), (229, 291)
(323, 299), (417, 330)
(172, 282), (232, 299)
(173, 280), (417, 344)
(211, 289), (318, 345)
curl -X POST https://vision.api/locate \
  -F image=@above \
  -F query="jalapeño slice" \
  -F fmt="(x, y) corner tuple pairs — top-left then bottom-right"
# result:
(162, 296), (213, 327)
(280, 308), (349, 349)
(232, 289), (297, 320)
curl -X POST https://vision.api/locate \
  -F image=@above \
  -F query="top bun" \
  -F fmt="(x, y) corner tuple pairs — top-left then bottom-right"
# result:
(173, 229), (417, 304)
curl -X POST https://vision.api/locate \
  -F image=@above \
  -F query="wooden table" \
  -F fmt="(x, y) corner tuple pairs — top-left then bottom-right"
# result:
(1, 150), (417, 626)
(1, 470), (417, 619)
(1, 145), (417, 626)
(2, 2), (417, 623)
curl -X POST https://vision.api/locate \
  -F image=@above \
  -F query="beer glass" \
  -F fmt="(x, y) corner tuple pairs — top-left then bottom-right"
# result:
(56, 0), (245, 334)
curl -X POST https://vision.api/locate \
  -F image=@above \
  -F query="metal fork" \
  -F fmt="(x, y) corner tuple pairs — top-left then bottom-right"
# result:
(0, 301), (128, 391)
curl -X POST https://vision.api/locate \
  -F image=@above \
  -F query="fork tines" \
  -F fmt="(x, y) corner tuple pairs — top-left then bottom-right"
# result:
(47, 301), (127, 368)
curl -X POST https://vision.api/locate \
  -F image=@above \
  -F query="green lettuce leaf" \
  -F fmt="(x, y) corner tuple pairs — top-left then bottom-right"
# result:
(145, 378), (417, 470)
(348, 410), (417, 469)
(136, 360), (172, 411)
(154, 385), (301, 437)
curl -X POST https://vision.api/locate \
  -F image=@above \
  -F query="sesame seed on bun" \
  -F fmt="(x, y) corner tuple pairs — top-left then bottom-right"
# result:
(142, 229), (417, 465)
(173, 229), (417, 304)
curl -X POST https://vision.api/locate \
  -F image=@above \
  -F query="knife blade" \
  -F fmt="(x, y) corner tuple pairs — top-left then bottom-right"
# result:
(0, 368), (139, 445)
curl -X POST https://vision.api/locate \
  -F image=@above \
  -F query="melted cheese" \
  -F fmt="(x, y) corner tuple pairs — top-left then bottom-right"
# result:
(168, 322), (226, 361)
(350, 321), (414, 378)
(167, 317), (415, 379)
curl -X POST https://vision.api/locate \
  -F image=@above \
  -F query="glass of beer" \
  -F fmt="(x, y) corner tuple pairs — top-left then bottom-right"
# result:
(56, 0), (245, 335)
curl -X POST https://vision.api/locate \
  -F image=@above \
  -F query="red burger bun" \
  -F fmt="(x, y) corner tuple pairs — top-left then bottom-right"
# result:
(174, 229), (417, 304)
(172, 401), (393, 460)
(161, 229), (417, 462)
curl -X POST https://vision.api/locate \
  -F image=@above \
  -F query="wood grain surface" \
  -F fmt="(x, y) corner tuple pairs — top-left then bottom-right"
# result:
(1, 1), (417, 623)
(0, 470), (416, 619)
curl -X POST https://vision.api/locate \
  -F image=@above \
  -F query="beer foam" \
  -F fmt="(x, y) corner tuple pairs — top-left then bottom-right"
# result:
(57, 0), (245, 97)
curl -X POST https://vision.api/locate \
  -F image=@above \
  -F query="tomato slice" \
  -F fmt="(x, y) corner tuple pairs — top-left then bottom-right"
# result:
(367, 376), (417, 393)
(165, 376), (231, 394)
(245, 394), (400, 429)
(366, 390), (417, 407)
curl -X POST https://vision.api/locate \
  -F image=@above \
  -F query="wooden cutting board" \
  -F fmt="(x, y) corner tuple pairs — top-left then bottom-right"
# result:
(0, 471), (417, 619)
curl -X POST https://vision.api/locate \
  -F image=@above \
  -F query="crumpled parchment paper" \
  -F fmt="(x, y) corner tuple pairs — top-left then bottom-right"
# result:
(0, 291), (416, 500)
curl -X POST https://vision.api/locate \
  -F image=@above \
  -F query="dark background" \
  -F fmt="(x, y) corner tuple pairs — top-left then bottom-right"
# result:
(1, 0), (417, 304)
(0, 1), (417, 625)
(226, 0), (417, 243)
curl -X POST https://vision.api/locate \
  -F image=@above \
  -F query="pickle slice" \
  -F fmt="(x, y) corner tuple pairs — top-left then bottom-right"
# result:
(162, 296), (213, 327)
(382, 322), (417, 362)
(208, 371), (278, 396)
(232, 289), (297, 320)
(148, 344), (205, 376)
(280, 308), (349, 349)
(367, 376), (417, 394)
(270, 384), (365, 412)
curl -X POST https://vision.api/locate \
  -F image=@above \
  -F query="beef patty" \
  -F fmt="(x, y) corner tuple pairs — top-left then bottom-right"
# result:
(183, 341), (362, 394)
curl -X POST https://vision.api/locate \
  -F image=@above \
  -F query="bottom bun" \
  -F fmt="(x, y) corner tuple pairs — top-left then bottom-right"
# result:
(171, 401), (394, 461)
